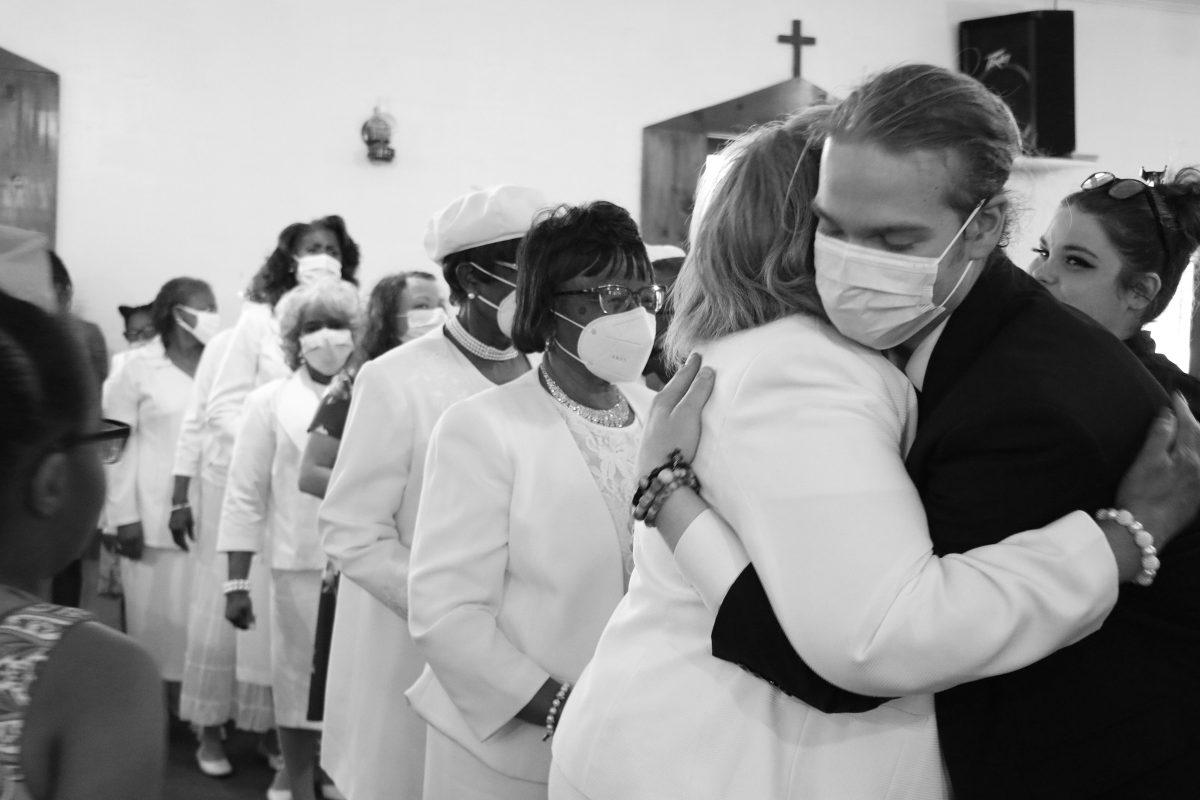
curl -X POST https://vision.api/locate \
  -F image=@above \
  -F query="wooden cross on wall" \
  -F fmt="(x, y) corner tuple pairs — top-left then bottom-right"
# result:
(777, 19), (817, 79)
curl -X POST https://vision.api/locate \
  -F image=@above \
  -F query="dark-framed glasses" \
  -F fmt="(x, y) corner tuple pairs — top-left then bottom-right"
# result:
(63, 419), (132, 464)
(554, 284), (666, 315)
(1080, 171), (1171, 260)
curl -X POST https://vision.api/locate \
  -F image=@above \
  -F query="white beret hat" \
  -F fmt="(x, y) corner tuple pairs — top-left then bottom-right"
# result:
(424, 185), (548, 264)
(645, 244), (686, 263)
(0, 224), (55, 311)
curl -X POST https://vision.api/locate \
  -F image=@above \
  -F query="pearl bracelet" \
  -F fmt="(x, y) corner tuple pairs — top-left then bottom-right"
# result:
(542, 681), (572, 741)
(1096, 508), (1161, 587)
(222, 579), (252, 595)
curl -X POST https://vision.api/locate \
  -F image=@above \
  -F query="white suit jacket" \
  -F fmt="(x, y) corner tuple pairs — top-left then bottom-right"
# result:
(551, 315), (1119, 800)
(171, 328), (234, 481)
(217, 369), (326, 571)
(103, 338), (194, 549)
(206, 301), (288, 478)
(407, 369), (652, 783)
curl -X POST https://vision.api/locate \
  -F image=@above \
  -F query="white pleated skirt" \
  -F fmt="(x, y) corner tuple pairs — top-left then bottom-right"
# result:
(120, 544), (192, 681)
(179, 476), (273, 730)
(269, 568), (322, 730)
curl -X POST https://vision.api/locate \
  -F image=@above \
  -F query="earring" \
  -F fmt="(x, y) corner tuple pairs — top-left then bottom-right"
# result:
(467, 292), (477, 300)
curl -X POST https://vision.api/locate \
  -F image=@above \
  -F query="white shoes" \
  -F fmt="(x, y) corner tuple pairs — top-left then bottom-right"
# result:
(195, 747), (233, 778)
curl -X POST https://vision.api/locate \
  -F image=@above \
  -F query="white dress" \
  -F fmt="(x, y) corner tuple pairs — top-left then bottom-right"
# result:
(318, 328), (496, 800)
(218, 369), (327, 729)
(208, 300), (289, 692)
(550, 315), (1119, 800)
(102, 338), (195, 681)
(176, 328), (274, 731)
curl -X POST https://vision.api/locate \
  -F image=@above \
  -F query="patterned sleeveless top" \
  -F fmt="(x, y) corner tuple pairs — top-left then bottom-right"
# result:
(0, 603), (93, 800)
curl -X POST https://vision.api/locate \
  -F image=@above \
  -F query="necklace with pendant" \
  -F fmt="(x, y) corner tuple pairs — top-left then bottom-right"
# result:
(540, 364), (632, 427)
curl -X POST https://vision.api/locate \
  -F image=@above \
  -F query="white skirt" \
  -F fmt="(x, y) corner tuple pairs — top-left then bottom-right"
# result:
(269, 568), (322, 730)
(321, 578), (427, 800)
(120, 544), (192, 681)
(179, 476), (273, 730)
(423, 724), (546, 800)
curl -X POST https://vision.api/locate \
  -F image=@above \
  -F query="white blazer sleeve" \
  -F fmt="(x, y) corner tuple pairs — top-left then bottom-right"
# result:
(318, 361), (415, 616)
(216, 387), (275, 555)
(408, 402), (550, 742)
(172, 348), (218, 478)
(102, 359), (142, 528)
(692, 346), (1118, 696)
(207, 306), (268, 448)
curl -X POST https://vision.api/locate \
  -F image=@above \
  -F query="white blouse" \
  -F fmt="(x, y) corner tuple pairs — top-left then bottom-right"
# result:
(171, 328), (235, 481)
(103, 338), (195, 549)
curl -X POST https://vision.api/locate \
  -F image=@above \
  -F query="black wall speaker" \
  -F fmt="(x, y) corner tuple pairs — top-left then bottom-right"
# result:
(959, 10), (1075, 157)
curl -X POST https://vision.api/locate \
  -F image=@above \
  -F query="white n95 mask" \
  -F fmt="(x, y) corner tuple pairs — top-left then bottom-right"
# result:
(299, 327), (354, 376)
(295, 253), (342, 286)
(554, 307), (656, 384)
(814, 202), (985, 350)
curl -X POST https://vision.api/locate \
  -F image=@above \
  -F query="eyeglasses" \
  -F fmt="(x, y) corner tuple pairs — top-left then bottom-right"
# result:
(1080, 172), (1171, 263)
(62, 419), (132, 464)
(554, 284), (666, 315)
(123, 327), (156, 343)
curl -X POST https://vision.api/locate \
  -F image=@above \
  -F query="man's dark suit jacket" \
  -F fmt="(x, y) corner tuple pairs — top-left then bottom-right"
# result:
(708, 254), (1200, 799)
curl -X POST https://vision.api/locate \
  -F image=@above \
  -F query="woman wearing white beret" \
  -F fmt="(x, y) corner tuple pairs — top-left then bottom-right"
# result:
(319, 186), (544, 800)
(406, 201), (660, 799)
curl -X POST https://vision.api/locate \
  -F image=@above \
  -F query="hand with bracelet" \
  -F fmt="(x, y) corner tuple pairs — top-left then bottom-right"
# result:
(168, 475), (195, 552)
(644, 358), (1200, 582)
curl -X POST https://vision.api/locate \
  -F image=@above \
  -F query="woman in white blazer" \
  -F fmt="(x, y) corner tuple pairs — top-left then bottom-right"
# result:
(218, 279), (360, 800)
(548, 110), (1200, 799)
(407, 201), (662, 800)
(317, 186), (544, 800)
(103, 278), (214, 687)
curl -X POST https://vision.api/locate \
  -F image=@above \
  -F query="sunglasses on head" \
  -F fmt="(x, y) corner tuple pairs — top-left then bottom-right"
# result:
(1080, 171), (1171, 262)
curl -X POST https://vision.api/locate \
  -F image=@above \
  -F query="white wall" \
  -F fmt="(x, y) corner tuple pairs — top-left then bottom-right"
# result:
(1, 0), (1197, 363)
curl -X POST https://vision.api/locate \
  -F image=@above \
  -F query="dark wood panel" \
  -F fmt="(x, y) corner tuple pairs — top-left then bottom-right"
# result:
(641, 128), (706, 247)
(0, 48), (59, 245)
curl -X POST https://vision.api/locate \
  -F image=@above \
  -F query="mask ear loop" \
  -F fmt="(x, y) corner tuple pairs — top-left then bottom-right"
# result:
(935, 200), (990, 311)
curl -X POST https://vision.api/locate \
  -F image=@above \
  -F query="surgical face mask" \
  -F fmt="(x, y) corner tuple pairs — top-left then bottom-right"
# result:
(175, 306), (221, 345)
(403, 307), (448, 342)
(295, 253), (342, 286)
(814, 202), (986, 350)
(471, 262), (517, 338)
(299, 327), (354, 376)
(554, 307), (656, 384)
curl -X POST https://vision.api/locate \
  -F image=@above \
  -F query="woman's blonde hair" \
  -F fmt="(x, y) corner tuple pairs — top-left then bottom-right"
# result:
(276, 278), (362, 369)
(665, 105), (831, 365)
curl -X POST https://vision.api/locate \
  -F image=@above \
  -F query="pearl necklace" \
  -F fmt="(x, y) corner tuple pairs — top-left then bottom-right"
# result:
(540, 364), (633, 428)
(445, 315), (519, 361)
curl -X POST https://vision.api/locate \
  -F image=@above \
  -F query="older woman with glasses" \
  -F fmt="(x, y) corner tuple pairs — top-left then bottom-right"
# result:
(406, 200), (658, 800)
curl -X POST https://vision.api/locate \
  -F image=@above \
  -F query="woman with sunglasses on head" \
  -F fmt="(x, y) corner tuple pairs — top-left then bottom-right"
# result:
(0, 272), (165, 800)
(104, 277), (217, 705)
(1031, 168), (1200, 414)
(405, 201), (658, 800)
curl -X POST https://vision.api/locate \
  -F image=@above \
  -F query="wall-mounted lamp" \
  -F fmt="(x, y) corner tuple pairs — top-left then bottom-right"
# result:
(362, 106), (396, 163)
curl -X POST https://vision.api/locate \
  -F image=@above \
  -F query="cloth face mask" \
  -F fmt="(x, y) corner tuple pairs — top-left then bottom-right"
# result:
(403, 307), (448, 342)
(814, 202), (985, 350)
(174, 306), (221, 345)
(295, 253), (342, 286)
(299, 327), (354, 376)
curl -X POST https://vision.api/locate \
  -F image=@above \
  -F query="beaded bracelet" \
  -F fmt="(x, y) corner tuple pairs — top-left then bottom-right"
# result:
(222, 579), (252, 595)
(1096, 508), (1161, 587)
(542, 681), (573, 741)
(632, 449), (700, 527)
